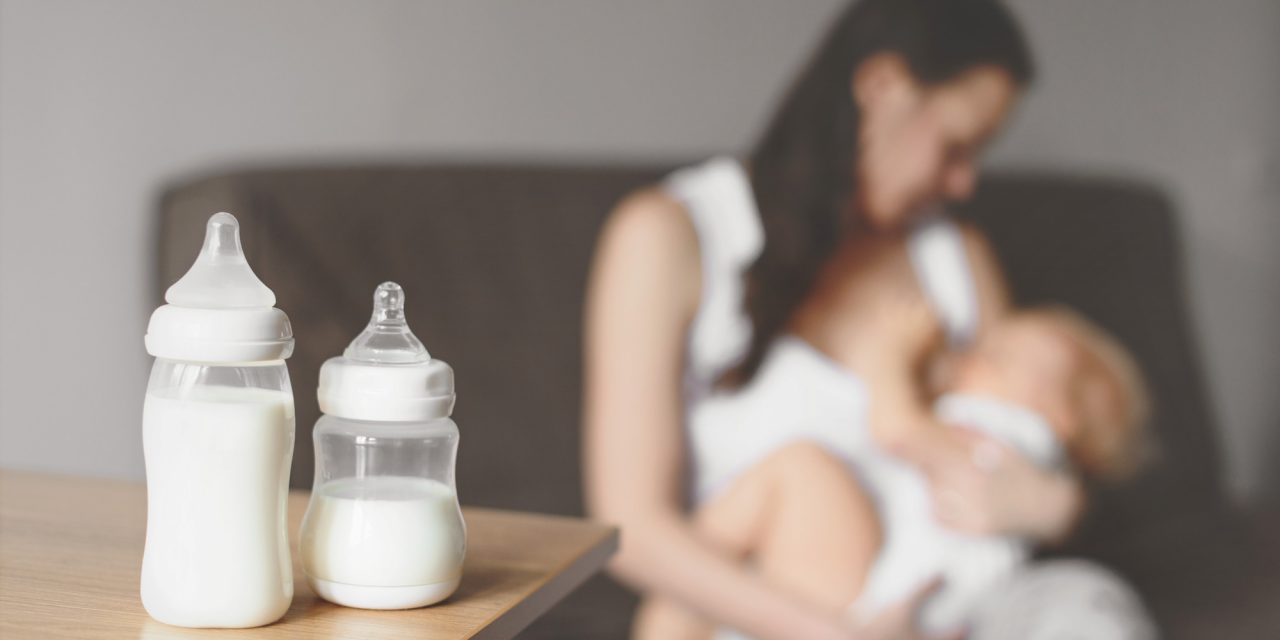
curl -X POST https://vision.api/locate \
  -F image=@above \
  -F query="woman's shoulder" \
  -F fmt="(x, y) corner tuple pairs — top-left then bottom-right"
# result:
(604, 186), (700, 262)
(952, 219), (996, 257)
(601, 154), (753, 272)
(662, 156), (764, 270)
(907, 214), (996, 264)
(593, 186), (702, 317)
(952, 220), (1010, 324)
(908, 216), (1008, 336)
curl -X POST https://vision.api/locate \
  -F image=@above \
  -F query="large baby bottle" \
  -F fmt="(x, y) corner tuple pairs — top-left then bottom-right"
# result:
(141, 213), (296, 628)
(301, 282), (465, 610)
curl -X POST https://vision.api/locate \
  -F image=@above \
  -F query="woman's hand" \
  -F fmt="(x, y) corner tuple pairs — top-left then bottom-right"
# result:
(919, 428), (1083, 541)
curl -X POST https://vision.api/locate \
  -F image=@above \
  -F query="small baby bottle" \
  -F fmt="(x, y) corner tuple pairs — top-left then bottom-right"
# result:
(301, 282), (465, 610)
(141, 213), (296, 628)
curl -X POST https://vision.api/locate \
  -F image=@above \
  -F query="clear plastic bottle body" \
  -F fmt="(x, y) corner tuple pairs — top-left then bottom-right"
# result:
(300, 415), (465, 609)
(140, 359), (295, 628)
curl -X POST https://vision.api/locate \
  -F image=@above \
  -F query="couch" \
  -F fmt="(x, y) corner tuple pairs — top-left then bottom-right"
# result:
(158, 162), (1279, 638)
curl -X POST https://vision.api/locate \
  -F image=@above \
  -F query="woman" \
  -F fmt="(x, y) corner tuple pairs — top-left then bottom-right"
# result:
(584, 1), (1096, 638)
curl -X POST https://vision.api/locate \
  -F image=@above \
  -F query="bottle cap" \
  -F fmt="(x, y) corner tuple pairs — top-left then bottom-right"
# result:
(145, 213), (293, 363)
(318, 282), (455, 422)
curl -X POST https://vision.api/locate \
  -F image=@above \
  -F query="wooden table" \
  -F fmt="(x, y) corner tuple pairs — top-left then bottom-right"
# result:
(0, 470), (617, 639)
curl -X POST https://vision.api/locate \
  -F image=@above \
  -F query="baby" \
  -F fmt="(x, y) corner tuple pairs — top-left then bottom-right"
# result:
(669, 304), (1148, 640)
(852, 306), (1149, 634)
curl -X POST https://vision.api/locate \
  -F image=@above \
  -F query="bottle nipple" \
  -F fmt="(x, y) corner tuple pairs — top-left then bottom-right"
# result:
(165, 212), (276, 308)
(344, 282), (431, 364)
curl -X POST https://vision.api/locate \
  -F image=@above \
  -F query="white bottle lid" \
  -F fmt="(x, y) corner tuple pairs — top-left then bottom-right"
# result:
(145, 213), (294, 363)
(318, 282), (455, 422)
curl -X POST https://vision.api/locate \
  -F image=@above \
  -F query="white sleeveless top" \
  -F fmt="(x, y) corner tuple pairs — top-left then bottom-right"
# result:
(663, 156), (981, 499)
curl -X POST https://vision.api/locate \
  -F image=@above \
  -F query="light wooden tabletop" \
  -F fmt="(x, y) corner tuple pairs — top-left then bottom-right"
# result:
(0, 470), (617, 640)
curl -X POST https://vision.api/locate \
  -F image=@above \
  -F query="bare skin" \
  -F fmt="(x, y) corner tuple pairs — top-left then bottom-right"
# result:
(583, 58), (1082, 640)
(585, 192), (880, 640)
(633, 441), (883, 640)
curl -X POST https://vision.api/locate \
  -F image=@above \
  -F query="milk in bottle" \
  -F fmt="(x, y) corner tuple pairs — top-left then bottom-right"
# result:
(141, 212), (296, 628)
(301, 282), (465, 610)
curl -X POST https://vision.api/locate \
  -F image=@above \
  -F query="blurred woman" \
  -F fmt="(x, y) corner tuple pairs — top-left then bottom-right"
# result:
(584, 1), (1103, 638)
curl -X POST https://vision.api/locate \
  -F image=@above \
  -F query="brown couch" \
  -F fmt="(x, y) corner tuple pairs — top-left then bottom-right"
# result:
(158, 163), (1279, 638)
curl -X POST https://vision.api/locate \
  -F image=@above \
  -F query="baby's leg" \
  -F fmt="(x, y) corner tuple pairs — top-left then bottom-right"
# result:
(632, 441), (882, 640)
(742, 441), (883, 611)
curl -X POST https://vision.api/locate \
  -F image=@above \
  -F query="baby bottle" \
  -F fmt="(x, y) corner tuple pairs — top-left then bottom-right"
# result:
(140, 213), (296, 628)
(301, 282), (465, 610)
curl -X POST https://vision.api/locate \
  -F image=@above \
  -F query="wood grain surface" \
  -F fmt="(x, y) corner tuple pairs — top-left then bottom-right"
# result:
(0, 470), (617, 639)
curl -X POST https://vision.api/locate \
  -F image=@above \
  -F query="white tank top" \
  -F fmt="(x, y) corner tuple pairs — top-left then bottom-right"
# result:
(663, 157), (980, 481)
(662, 156), (766, 408)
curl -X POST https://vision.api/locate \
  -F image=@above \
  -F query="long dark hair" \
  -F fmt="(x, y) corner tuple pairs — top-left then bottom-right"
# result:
(726, 0), (1035, 387)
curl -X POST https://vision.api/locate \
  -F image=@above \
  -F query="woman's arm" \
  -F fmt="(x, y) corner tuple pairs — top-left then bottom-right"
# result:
(582, 190), (868, 640)
(921, 429), (1085, 543)
(865, 353), (1084, 543)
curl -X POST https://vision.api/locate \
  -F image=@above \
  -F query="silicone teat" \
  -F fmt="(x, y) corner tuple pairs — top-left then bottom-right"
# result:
(165, 212), (277, 309)
(344, 282), (431, 364)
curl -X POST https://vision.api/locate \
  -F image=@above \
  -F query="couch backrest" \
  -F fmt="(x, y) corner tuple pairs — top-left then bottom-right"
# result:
(158, 163), (1226, 592)
(956, 175), (1227, 577)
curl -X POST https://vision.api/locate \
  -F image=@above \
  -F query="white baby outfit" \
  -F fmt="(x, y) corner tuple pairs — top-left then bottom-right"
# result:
(664, 157), (1064, 637)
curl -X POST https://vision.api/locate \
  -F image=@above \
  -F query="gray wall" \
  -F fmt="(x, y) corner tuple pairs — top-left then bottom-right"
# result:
(993, 0), (1280, 502)
(1, 1), (1276, 502)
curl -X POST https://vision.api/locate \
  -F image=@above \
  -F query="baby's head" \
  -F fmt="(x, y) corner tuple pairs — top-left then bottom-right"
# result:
(955, 306), (1149, 478)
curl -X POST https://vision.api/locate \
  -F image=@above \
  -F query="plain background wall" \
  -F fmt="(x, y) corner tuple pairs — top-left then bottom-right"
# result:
(1, 1), (1276, 502)
(994, 0), (1280, 503)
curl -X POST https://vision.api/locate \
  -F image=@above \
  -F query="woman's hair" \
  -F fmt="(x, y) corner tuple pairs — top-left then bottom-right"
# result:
(725, 0), (1035, 387)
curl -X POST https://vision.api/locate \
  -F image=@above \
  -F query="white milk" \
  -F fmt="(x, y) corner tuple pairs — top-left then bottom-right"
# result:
(301, 476), (465, 607)
(140, 386), (295, 628)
